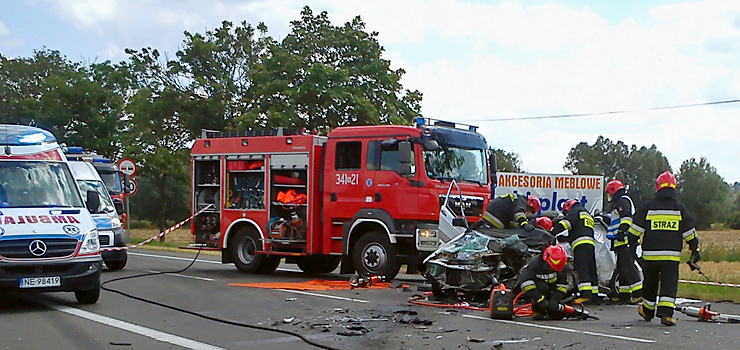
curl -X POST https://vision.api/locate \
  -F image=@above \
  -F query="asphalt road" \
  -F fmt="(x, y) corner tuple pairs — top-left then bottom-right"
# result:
(2, 249), (739, 350)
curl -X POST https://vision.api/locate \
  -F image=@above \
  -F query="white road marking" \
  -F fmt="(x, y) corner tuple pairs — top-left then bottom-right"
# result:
(276, 289), (369, 303)
(145, 270), (214, 281)
(463, 315), (655, 344)
(48, 304), (227, 350)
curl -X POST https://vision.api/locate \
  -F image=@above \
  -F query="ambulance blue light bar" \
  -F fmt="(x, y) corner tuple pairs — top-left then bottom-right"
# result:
(0, 125), (57, 145)
(66, 146), (84, 154)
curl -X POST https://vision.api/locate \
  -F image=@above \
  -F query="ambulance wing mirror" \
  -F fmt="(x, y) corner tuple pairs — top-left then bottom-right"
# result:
(86, 190), (101, 213)
(488, 149), (497, 186)
(398, 140), (412, 176)
(113, 198), (124, 215)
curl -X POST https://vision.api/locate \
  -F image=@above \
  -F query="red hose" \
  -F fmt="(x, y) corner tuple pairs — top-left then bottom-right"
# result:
(407, 291), (534, 317)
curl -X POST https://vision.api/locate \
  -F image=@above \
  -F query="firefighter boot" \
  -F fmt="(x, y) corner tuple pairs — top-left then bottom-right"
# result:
(661, 316), (677, 326)
(532, 311), (547, 321)
(629, 296), (643, 305)
(638, 305), (653, 322)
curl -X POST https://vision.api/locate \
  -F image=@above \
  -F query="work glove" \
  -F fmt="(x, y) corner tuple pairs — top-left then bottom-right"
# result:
(534, 299), (550, 312)
(690, 249), (701, 264)
(522, 223), (535, 232)
(615, 230), (626, 242)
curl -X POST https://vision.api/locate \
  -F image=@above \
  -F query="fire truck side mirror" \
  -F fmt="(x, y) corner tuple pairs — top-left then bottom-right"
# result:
(398, 140), (412, 176)
(488, 150), (497, 186)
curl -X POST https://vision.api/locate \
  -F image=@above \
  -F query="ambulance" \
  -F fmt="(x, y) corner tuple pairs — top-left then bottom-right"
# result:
(0, 125), (102, 304)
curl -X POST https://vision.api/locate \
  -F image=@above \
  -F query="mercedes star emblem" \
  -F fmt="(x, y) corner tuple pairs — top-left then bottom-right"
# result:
(29, 240), (47, 257)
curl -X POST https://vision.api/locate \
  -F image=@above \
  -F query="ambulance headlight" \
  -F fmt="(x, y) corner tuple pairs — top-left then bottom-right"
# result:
(78, 230), (100, 255)
(418, 229), (438, 238)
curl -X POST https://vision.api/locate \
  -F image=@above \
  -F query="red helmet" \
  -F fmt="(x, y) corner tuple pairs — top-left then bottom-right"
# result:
(535, 217), (553, 231)
(527, 195), (541, 213)
(543, 245), (567, 272)
(655, 171), (677, 191)
(562, 199), (578, 214)
(605, 180), (625, 196)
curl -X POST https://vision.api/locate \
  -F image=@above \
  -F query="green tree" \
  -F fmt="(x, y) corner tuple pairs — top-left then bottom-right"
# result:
(491, 148), (522, 173)
(564, 136), (670, 207)
(676, 157), (732, 230)
(0, 50), (127, 158)
(239, 6), (422, 133)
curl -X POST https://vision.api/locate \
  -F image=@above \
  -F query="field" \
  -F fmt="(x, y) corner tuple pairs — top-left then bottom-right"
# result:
(128, 227), (740, 301)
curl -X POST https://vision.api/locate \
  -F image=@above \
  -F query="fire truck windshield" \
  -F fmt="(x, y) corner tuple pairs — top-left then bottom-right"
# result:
(0, 161), (84, 208)
(423, 146), (486, 184)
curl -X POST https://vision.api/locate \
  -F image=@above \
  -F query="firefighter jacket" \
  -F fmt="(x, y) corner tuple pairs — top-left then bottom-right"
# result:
(608, 189), (635, 248)
(519, 254), (569, 303)
(628, 188), (698, 262)
(482, 193), (529, 229)
(552, 203), (595, 249)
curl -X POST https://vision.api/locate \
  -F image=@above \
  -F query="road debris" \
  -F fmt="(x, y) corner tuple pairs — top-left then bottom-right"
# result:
(285, 297), (298, 301)
(466, 336), (485, 342)
(282, 317), (295, 324)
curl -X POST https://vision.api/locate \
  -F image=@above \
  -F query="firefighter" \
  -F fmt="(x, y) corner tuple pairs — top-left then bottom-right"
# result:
(605, 179), (643, 304)
(467, 193), (541, 232)
(535, 216), (553, 232)
(553, 199), (599, 304)
(519, 245), (570, 320)
(628, 171), (700, 326)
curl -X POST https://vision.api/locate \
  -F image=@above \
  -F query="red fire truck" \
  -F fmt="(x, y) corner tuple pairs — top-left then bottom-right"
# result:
(190, 118), (493, 279)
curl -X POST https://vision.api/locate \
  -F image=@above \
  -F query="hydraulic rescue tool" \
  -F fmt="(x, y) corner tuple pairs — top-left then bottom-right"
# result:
(676, 303), (740, 323)
(489, 285), (598, 320)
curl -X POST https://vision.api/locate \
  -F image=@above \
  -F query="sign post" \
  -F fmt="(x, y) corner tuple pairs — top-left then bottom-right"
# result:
(118, 159), (138, 245)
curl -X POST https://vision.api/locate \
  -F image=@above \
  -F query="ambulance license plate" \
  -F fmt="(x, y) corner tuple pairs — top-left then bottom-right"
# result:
(19, 276), (61, 289)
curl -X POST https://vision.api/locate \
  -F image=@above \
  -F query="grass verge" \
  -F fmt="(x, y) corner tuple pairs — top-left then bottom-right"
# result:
(678, 283), (740, 303)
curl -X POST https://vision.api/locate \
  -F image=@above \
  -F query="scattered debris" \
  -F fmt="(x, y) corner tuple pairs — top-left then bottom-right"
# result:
(337, 330), (365, 336)
(563, 342), (581, 348)
(488, 337), (541, 344)
(282, 317), (295, 324)
(270, 321), (280, 327)
(492, 343), (504, 349)
(285, 297), (298, 301)
(394, 309), (418, 315)
(466, 336), (485, 343)
(333, 308), (349, 313)
(109, 342), (132, 346)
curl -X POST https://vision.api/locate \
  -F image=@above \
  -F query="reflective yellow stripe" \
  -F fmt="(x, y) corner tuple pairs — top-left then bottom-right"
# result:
(646, 214), (681, 221)
(620, 217), (633, 225)
(572, 238), (595, 249)
(630, 284), (643, 292)
(628, 226), (643, 237)
(578, 285), (592, 291)
(613, 240), (629, 248)
(559, 220), (571, 230)
(522, 284), (537, 293)
(556, 286), (568, 294)
(544, 277), (557, 283)
(684, 232), (696, 241)
(536, 295), (545, 303)
(658, 301), (675, 308)
(642, 255), (681, 262)
(643, 301), (656, 310)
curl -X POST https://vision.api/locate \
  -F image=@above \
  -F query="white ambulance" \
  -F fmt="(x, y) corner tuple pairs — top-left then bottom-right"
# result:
(0, 125), (102, 304)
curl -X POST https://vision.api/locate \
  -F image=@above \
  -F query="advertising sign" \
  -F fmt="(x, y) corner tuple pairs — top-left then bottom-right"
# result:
(495, 172), (604, 214)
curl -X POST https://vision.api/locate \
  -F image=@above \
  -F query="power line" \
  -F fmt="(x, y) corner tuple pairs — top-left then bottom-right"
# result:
(462, 98), (740, 122)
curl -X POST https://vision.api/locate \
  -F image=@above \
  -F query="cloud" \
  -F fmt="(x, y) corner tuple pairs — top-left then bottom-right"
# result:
(3, 39), (25, 47)
(0, 20), (9, 35)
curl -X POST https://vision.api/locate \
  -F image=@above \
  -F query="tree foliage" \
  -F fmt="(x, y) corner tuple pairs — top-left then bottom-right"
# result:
(491, 148), (522, 173)
(0, 7), (422, 226)
(564, 136), (670, 207)
(676, 157), (732, 230)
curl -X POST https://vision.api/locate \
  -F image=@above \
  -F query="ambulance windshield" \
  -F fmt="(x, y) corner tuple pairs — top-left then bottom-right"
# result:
(0, 161), (84, 208)
(423, 146), (486, 184)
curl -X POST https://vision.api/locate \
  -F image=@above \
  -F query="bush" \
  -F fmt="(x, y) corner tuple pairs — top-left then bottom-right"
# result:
(726, 211), (740, 230)
(128, 219), (156, 229)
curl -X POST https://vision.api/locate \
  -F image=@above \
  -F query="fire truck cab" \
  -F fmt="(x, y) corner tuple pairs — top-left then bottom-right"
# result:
(191, 118), (492, 279)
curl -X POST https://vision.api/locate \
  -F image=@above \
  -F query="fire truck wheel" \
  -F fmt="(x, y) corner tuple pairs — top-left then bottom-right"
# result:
(353, 231), (400, 280)
(257, 256), (281, 274)
(297, 256), (341, 274)
(231, 228), (268, 274)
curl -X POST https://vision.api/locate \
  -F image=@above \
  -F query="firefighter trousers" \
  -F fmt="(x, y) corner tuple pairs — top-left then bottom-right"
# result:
(641, 260), (678, 318)
(573, 244), (598, 300)
(613, 245), (642, 299)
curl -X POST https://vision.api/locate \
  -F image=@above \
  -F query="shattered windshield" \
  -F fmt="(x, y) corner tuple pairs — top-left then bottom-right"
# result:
(423, 146), (486, 184)
(0, 161), (84, 208)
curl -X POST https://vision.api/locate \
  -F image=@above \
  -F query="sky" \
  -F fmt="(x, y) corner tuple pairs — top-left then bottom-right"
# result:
(2, 0), (740, 183)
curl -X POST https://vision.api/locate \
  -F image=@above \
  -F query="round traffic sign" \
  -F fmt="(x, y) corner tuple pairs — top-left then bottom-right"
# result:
(118, 158), (137, 176)
(122, 178), (138, 196)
